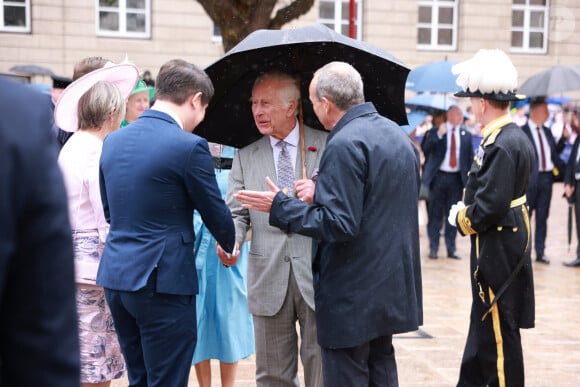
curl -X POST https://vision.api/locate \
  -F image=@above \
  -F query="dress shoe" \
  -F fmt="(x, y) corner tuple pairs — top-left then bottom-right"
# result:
(447, 252), (461, 260)
(428, 251), (438, 259)
(536, 255), (550, 264)
(563, 258), (580, 267)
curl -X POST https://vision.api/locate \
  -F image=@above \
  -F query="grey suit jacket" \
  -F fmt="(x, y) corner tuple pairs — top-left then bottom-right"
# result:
(226, 126), (327, 316)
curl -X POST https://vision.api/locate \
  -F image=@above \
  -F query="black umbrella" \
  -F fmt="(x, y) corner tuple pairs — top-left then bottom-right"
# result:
(9, 64), (54, 76)
(518, 65), (580, 97)
(196, 24), (409, 151)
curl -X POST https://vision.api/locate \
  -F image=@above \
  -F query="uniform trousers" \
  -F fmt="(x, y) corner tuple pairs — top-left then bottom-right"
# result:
(458, 287), (524, 387)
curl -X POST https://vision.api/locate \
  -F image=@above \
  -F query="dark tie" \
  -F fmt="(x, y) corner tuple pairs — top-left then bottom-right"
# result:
(537, 126), (547, 171)
(449, 127), (457, 168)
(276, 140), (294, 193)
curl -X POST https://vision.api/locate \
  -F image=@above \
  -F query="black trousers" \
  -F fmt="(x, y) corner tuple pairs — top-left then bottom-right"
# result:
(321, 335), (398, 387)
(457, 287), (524, 387)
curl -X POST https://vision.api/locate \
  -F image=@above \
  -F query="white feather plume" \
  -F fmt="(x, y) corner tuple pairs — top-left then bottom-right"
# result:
(452, 49), (518, 94)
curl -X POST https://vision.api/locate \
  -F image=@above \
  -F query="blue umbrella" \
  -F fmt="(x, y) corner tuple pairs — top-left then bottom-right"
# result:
(405, 60), (461, 93)
(400, 110), (429, 135)
(406, 93), (459, 112)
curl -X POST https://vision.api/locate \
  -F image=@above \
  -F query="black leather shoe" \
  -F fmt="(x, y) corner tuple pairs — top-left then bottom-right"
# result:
(536, 255), (550, 264)
(428, 251), (438, 259)
(447, 252), (461, 260)
(563, 258), (580, 267)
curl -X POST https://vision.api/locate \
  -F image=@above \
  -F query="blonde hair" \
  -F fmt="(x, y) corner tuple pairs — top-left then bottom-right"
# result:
(77, 81), (125, 130)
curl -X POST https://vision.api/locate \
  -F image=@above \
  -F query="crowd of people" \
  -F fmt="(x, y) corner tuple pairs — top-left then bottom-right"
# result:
(2, 44), (578, 387)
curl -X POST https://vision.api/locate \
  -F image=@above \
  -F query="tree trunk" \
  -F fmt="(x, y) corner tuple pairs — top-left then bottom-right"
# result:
(196, 0), (314, 52)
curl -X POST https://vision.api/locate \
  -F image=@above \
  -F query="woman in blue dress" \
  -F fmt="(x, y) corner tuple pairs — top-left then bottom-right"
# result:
(193, 144), (254, 387)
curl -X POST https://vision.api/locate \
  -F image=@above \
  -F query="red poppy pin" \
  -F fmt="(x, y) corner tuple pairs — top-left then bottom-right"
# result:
(308, 146), (318, 152)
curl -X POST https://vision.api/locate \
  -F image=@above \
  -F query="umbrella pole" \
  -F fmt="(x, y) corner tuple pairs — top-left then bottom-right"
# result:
(299, 98), (307, 179)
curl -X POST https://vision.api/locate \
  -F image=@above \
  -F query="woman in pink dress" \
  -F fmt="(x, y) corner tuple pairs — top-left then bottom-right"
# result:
(56, 63), (139, 387)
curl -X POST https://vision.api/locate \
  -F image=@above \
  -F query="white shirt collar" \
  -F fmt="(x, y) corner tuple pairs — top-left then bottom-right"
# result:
(269, 120), (299, 148)
(151, 101), (183, 129)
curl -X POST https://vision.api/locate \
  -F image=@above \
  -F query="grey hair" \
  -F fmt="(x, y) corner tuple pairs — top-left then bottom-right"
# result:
(77, 81), (125, 130)
(253, 71), (300, 109)
(312, 62), (364, 111)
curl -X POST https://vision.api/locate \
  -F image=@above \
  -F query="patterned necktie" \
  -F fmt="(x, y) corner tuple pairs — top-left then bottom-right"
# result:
(276, 140), (294, 193)
(449, 127), (457, 168)
(537, 125), (547, 171)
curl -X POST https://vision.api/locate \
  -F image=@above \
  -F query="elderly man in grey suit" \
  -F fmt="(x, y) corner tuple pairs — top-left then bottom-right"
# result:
(218, 71), (326, 386)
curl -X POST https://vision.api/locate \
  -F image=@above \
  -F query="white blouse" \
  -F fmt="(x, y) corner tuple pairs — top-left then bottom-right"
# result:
(58, 130), (109, 243)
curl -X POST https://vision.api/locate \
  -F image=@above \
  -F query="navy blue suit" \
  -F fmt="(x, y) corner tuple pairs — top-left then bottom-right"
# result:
(522, 121), (566, 258)
(0, 79), (80, 386)
(98, 109), (235, 386)
(421, 125), (473, 256)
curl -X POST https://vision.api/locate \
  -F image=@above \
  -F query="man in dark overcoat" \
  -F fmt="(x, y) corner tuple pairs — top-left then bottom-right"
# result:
(449, 49), (536, 387)
(234, 61), (423, 387)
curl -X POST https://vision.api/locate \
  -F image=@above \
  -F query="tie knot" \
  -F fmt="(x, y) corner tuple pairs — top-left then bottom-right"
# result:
(276, 140), (287, 151)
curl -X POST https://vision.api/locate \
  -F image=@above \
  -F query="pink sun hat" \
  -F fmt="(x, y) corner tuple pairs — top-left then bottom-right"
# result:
(54, 62), (139, 132)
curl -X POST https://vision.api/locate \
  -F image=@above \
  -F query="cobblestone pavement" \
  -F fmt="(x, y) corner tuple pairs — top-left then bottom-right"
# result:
(112, 182), (580, 386)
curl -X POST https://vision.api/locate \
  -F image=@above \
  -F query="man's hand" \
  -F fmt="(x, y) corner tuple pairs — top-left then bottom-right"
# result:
(448, 201), (466, 227)
(437, 122), (447, 137)
(234, 176), (279, 213)
(295, 178), (315, 203)
(216, 241), (240, 267)
(565, 183), (575, 199)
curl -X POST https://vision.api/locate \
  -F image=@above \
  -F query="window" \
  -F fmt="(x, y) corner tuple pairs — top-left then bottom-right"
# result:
(97, 0), (151, 38)
(511, 0), (549, 53)
(212, 24), (222, 43)
(318, 0), (363, 39)
(0, 0), (30, 32)
(417, 0), (458, 51)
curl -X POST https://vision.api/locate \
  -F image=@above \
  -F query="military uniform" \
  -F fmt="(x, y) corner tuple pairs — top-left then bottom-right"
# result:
(455, 115), (536, 387)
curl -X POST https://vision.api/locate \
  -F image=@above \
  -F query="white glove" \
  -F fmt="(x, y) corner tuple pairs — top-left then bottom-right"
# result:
(448, 201), (466, 227)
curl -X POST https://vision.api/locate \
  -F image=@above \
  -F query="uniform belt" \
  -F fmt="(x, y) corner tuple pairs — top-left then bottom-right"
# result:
(510, 195), (526, 208)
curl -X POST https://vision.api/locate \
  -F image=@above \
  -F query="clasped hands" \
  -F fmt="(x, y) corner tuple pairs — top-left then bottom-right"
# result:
(215, 176), (316, 267)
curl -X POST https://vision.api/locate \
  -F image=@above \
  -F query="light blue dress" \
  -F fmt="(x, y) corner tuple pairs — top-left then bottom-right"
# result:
(192, 146), (254, 364)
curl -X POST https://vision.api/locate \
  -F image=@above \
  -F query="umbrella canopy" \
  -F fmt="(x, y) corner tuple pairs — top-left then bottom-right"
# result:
(400, 110), (429, 135)
(9, 64), (54, 76)
(406, 93), (460, 112)
(195, 24), (409, 149)
(405, 60), (461, 93)
(518, 65), (580, 97)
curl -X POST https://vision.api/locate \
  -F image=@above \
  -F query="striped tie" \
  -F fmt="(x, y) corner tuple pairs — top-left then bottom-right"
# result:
(276, 140), (294, 194)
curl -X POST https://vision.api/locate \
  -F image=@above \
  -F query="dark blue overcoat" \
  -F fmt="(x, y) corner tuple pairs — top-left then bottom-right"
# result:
(270, 102), (423, 349)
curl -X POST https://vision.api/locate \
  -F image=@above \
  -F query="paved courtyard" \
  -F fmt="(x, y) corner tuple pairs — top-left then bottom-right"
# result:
(113, 182), (580, 386)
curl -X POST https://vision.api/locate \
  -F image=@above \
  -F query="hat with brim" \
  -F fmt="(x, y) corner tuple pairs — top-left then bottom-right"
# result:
(55, 63), (139, 132)
(130, 79), (150, 96)
(454, 88), (523, 101)
(452, 49), (523, 102)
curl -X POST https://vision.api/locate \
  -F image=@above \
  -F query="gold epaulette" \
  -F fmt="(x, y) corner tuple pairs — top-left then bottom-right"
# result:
(482, 127), (502, 147)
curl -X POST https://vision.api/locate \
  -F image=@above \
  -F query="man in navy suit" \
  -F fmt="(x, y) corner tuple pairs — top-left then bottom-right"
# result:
(522, 97), (568, 264)
(421, 105), (474, 259)
(98, 59), (236, 386)
(0, 78), (80, 386)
